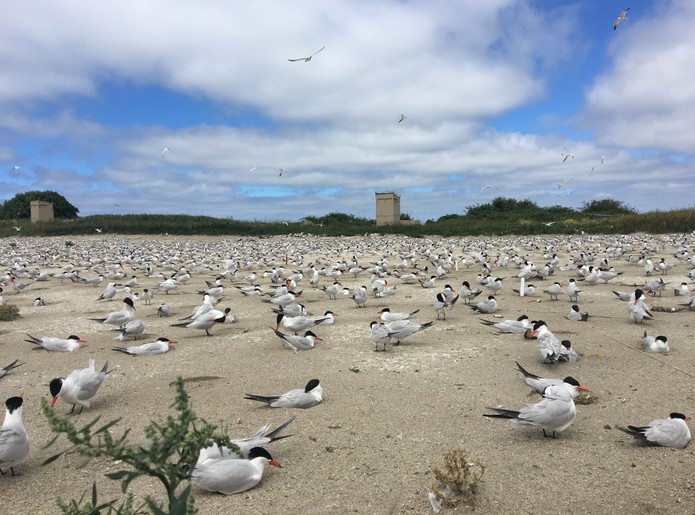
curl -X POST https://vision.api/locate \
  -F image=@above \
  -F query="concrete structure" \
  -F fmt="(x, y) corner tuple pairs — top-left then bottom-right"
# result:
(375, 192), (400, 226)
(30, 200), (54, 222)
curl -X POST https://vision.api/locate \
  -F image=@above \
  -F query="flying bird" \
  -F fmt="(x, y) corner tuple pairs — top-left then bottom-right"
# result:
(279, 167), (287, 177)
(11, 165), (20, 171)
(614, 8), (630, 30)
(250, 163), (257, 172)
(95, 228), (103, 233)
(556, 178), (574, 189)
(398, 114), (407, 123)
(588, 166), (595, 177)
(288, 45), (325, 62)
(600, 155), (606, 164)
(161, 147), (170, 158)
(480, 184), (498, 193)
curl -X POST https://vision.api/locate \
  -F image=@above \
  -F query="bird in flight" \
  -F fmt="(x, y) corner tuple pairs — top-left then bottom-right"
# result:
(556, 178), (574, 189)
(600, 155), (606, 164)
(480, 184), (498, 193)
(614, 8), (630, 30)
(12, 165), (20, 171)
(588, 166), (595, 177)
(161, 147), (170, 158)
(279, 167), (287, 177)
(288, 46), (325, 62)
(95, 228), (103, 233)
(398, 114), (407, 123)
(543, 221), (556, 226)
(250, 163), (257, 172)
(12, 226), (21, 231)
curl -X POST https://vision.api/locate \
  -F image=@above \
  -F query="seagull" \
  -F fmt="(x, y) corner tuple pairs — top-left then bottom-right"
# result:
(288, 45), (325, 62)
(0, 395), (29, 476)
(480, 184), (498, 193)
(161, 147), (170, 158)
(95, 228), (103, 233)
(279, 167), (287, 177)
(617, 413), (691, 449)
(588, 166), (595, 177)
(398, 114), (407, 123)
(11, 165), (20, 172)
(556, 178), (574, 189)
(614, 7), (630, 30)
(250, 163), (257, 172)
(244, 379), (323, 408)
(12, 226), (20, 232)
(600, 155), (606, 164)
(543, 221), (556, 226)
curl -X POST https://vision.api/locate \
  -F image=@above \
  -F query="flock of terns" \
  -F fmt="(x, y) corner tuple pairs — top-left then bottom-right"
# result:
(1, 229), (693, 506)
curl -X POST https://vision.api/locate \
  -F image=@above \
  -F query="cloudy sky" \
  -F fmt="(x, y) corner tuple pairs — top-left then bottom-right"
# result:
(1, 1), (694, 222)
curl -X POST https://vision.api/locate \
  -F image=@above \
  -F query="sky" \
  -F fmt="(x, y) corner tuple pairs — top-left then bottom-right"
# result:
(1, 0), (694, 222)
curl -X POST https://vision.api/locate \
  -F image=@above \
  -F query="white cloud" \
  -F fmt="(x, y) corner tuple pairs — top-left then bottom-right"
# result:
(583, 0), (695, 153)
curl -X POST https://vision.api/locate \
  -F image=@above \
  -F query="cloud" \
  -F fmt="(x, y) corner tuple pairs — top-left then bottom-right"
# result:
(583, 0), (695, 153)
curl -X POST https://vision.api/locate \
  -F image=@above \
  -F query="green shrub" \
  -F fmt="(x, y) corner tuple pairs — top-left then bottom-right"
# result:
(0, 304), (20, 321)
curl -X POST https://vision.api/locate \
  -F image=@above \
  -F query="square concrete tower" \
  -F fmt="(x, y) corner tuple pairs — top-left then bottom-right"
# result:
(375, 192), (400, 226)
(30, 200), (54, 222)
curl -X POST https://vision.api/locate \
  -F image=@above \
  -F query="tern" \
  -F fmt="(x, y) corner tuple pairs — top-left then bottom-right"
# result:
(90, 297), (136, 329)
(378, 307), (420, 322)
(398, 114), (407, 123)
(49, 359), (110, 414)
(161, 147), (170, 158)
(642, 331), (669, 353)
(0, 359), (23, 380)
(197, 418), (295, 463)
(628, 289), (653, 323)
(0, 395), (29, 476)
(192, 446), (281, 495)
(480, 315), (531, 334)
(515, 362), (585, 396)
(617, 413), (691, 449)
(113, 337), (177, 356)
(25, 334), (85, 352)
(244, 379), (323, 409)
(273, 329), (321, 351)
(288, 45), (325, 62)
(484, 381), (587, 438)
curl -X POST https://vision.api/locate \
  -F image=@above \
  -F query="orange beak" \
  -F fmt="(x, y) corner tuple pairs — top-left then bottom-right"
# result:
(78, 338), (86, 343)
(578, 385), (589, 392)
(529, 330), (537, 337)
(169, 340), (178, 344)
(686, 415), (692, 422)
(269, 459), (282, 468)
(50, 396), (57, 408)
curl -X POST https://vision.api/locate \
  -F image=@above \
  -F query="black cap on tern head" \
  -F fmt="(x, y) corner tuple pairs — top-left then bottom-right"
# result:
(562, 376), (580, 387)
(669, 412), (687, 420)
(304, 379), (320, 392)
(561, 340), (572, 349)
(5, 396), (23, 414)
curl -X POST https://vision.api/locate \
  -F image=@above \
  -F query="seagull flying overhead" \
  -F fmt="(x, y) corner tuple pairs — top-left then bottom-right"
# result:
(250, 163), (257, 172)
(614, 8), (630, 30)
(288, 45), (325, 62)
(161, 147), (170, 158)
(398, 114), (407, 123)
(279, 167), (287, 177)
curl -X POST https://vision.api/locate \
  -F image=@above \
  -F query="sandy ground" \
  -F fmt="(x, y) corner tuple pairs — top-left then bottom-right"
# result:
(0, 233), (694, 514)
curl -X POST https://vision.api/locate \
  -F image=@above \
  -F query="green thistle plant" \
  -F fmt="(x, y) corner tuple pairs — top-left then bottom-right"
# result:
(42, 377), (239, 514)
